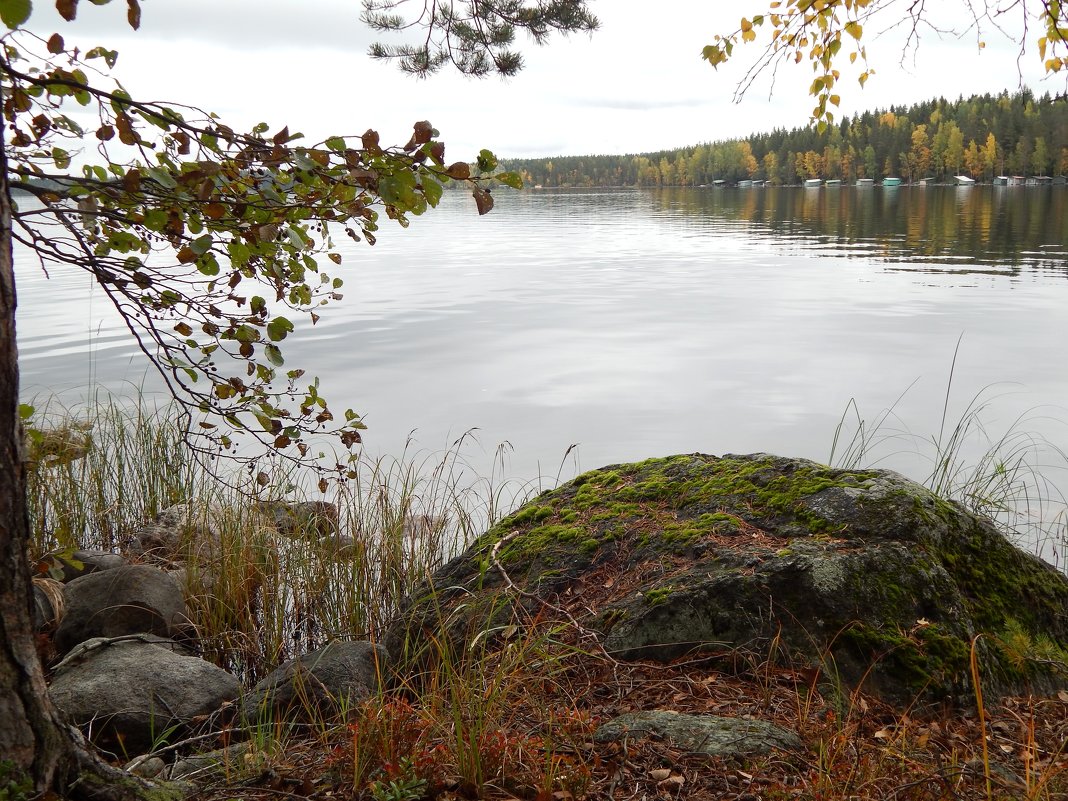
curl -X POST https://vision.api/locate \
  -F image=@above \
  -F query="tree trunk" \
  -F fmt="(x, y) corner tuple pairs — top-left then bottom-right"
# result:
(0, 105), (76, 793)
(0, 114), (161, 801)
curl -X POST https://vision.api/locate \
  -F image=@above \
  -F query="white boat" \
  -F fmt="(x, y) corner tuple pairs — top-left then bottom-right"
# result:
(856, 178), (874, 186)
(955, 175), (976, 186)
(824, 179), (842, 187)
(737, 179), (753, 188)
(882, 177), (903, 187)
(803, 178), (822, 188)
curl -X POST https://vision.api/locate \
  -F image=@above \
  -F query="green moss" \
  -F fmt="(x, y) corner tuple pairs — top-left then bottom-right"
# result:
(643, 586), (675, 606)
(507, 504), (554, 526)
(839, 622), (970, 696)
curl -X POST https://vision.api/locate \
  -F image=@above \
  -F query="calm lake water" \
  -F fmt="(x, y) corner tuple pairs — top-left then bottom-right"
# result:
(15, 185), (1068, 559)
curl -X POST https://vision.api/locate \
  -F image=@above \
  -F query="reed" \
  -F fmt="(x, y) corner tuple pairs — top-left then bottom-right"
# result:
(24, 391), (539, 681)
(829, 345), (1068, 564)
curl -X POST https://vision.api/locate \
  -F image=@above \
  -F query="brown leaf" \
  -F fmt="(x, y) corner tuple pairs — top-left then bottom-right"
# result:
(649, 769), (671, 782)
(472, 187), (494, 215)
(658, 773), (685, 792)
(272, 126), (290, 145)
(412, 120), (433, 143)
(121, 169), (141, 193)
(126, 0), (141, 29)
(56, 0), (77, 22)
(116, 113), (138, 145)
(203, 203), (226, 220)
(361, 129), (381, 153)
(47, 33), (64, 54)
(446, 161), (470, 180)
(95, 125), (114, 141)
(176, 246), (197, 264)
(256, 223), (278, 243)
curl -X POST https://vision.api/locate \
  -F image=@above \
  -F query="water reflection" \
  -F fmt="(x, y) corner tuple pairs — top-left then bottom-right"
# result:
(14, 188), (1068, 566)
(653, 186), (1068, 274)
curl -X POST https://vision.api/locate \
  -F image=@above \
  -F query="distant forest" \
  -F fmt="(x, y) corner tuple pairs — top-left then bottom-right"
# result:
(502, 90), (1068, 187)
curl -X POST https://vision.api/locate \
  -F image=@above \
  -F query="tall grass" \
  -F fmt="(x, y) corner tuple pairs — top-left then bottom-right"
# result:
(24, 392), (541, 681)
(828, 349), (1068, 567)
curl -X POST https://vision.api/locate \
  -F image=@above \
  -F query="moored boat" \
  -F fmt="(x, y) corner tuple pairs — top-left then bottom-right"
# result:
(955, 175), (976, 185)
(803, 178), (822, 187)
(881, 177), (902, 187)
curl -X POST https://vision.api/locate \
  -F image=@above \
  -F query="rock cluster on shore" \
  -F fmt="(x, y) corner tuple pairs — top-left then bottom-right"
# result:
(34, 453), (1068, 783)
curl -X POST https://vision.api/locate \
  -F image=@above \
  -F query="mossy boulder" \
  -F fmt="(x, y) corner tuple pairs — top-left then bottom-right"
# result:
(385, 453), (1068, 706)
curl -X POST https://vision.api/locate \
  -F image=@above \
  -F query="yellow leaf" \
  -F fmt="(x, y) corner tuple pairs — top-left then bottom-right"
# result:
(859, 71), (869, 87)
(740, 16), (752, 31)
(742, 28), (756, 42)
(830, 94), (840, 106)
(1038, 36), (1047, 60)
(845, 20), (863, 40)
(849, 51), (857, 63)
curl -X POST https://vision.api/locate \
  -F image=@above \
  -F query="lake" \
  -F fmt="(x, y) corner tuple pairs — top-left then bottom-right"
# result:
(14, 185), (1068, 560)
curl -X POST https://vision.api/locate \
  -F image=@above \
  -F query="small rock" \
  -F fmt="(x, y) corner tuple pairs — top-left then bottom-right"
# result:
(261, 501), (339, 538)
(53, 564), (189, 655)
(242, 640), (386, 721)
(594, 711), (803, 757)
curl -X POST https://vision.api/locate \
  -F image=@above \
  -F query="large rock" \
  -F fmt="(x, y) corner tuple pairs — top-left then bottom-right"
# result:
(385, 453), (1068, 705)
(49, 635), (240, 755)
(242, 640), (386, 721)
(54, 564), (189, 655)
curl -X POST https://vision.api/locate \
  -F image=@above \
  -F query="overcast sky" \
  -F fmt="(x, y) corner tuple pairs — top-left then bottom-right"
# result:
(23, 1), (1065, 160)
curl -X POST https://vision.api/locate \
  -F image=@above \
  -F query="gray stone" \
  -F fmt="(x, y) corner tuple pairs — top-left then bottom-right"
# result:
(49, 635), (240, 754)
(125, 501), (229, 563)
(594, 711), (802, 756)
(168, 743), (253, 782)
(260, 500), (339, 538)
(242, 640), (386, 721)
(53, 564), (189, 655)
(385, 453), (1068, 706)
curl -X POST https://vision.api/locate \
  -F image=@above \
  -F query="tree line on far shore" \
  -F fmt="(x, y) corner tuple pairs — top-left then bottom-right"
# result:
(503, 90), (1068, 187)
